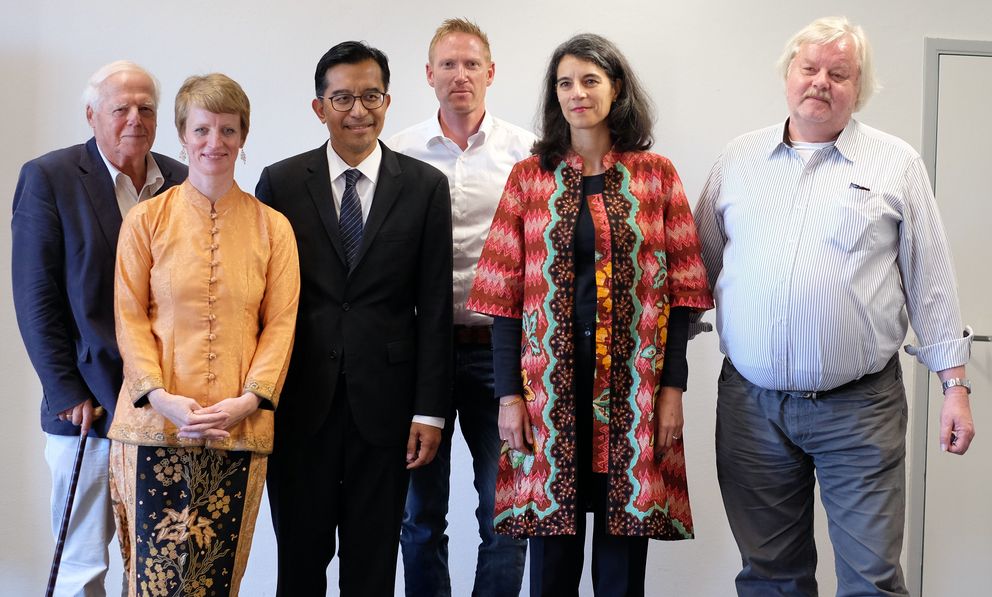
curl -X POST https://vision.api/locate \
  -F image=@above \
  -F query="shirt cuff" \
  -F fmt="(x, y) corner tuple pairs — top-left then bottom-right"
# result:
(412, 415), (445, 429)
(129, 375), (164, 405)
(904, 326), (973, 371)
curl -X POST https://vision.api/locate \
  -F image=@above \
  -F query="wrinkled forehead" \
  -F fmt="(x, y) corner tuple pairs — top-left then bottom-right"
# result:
(99, 71), (157, 106)
(796, 37), (859, 69)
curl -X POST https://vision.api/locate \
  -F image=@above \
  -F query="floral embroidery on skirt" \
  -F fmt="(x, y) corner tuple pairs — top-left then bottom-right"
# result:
(111, 443), (263, 597)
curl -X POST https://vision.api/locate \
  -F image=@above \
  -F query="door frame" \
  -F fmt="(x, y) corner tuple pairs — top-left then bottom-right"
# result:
(909, 36), (992, 596)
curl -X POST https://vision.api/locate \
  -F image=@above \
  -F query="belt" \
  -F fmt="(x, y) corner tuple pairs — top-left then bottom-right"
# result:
(783, 353), (900, 399)
(454, 325), (492, 346)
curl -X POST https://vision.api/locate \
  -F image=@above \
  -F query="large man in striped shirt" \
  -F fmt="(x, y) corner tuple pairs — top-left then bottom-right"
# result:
(695, 16), (976, 597)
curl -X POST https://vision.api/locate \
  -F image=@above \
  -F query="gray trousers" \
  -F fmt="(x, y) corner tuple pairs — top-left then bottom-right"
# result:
(715, 356), (910, 597)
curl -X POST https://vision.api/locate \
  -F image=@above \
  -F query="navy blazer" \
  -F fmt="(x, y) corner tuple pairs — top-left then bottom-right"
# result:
(256, 142), (453, 448)
(12, 137), (186, 437)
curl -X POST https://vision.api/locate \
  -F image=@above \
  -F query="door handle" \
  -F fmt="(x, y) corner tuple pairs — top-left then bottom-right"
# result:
(974, 334), (990, 342)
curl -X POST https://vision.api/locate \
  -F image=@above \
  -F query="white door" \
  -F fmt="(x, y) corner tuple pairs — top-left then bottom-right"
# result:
(917, 47), (992, 595)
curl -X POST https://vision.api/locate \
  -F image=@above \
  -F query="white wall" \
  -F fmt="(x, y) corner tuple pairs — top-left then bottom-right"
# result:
(2, 1), (990, 595)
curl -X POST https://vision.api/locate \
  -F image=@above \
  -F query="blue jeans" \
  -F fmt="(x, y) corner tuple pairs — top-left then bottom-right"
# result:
(401, 343), (527, 597)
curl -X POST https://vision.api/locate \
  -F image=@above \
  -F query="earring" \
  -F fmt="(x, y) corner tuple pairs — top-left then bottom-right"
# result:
(240, 148), (247, 164)
(179, 147), (187, 161)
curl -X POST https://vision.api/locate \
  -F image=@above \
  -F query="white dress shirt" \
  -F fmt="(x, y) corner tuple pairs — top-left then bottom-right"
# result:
(695, 119), (972, 392)
(325, 141), (444, 429)
(325, 140), (382, 222)
(96, 149), (165, 217)
(387, 112), (536, 326)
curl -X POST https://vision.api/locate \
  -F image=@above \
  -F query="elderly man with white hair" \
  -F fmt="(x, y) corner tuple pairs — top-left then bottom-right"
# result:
(12, 60), (185, 595)
(694, 16), (977, 596)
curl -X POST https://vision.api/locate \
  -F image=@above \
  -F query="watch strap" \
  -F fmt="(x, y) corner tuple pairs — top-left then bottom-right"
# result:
(941, 377), (972, 395)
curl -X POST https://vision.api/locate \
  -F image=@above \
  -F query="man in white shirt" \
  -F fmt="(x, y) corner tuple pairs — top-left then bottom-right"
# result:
(694, 17), (976, 597)
(12, 60), (186, 596)
(387, 18), (535, 597)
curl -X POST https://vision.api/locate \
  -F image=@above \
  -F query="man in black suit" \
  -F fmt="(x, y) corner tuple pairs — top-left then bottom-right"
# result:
(256, 41), (453, 596)
(12, 60), (186, 596)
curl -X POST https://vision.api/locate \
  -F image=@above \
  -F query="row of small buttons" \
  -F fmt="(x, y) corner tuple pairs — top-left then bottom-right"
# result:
(207, 212), (220, 383)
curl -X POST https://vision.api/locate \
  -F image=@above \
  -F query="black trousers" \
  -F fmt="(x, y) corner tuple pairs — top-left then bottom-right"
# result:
(268, 378), (410, 596)
(529, 321), (649, 597)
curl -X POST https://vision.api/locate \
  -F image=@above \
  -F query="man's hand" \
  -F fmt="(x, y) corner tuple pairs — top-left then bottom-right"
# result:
(57, 399), (105, 436)
(940, 390), (975, 454)
(937, 366), (976, 454)
(654, 386), (684, 458)
(148, 389), (230, 440)
(498, 395), (533, 455)
(406, 422), (442, 469)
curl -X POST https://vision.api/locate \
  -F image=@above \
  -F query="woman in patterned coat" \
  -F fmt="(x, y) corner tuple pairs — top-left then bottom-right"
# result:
(467, 34), (713, 596)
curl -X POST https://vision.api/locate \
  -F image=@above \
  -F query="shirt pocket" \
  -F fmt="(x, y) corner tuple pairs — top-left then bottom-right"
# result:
(828, 188), (877, 253)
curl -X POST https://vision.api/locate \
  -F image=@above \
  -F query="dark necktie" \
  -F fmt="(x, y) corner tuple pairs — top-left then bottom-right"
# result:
(339, 168), (363, 270)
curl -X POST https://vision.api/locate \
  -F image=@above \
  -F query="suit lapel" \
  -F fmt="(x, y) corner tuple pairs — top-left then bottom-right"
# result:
(304, 144), (347, 266)
(154, 153), (186, 190)
(353, 142), (403, 270)
(80, 138), (123, 255)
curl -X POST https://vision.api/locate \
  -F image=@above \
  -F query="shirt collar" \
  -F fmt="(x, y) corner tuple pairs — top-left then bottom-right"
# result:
(475, 110), (494, 143)
(425, 113), (446, 145)
(326, 140), (383, 185)
(831, 119), (861, 162)
(770, 117), (859, 162)
(96, 148), (164, 195)
(180, 179), (244, 213)
(563, 147), (621, 172)
(426, 110), (493, 148)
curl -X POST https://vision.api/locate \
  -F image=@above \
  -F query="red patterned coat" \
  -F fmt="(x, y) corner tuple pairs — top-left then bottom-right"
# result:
(467, 150), (713, 539)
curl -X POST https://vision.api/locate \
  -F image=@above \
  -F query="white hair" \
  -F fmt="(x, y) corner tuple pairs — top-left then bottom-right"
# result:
(80, 60), (160, 109)
(777, 16), (880, 111)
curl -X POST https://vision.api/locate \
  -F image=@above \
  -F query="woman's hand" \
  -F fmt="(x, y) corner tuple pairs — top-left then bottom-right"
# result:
(148, 389), (230, 440)
(654, 386), (684, 457)
(192, 392), (262, 432)
(498, 395), (534, 455)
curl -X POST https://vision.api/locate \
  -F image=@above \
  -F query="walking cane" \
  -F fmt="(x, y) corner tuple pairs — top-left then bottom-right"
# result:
(45, 406), (104, 597)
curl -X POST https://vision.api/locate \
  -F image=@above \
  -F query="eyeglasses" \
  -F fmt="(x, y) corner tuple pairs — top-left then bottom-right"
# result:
(317, 91), (386, 112)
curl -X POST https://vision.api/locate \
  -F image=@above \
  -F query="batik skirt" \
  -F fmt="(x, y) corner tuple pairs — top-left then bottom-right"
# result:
(109, 441), (266, 597)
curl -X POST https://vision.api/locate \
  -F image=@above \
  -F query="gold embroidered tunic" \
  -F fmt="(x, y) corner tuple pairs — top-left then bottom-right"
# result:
(108, 180), (299, 454)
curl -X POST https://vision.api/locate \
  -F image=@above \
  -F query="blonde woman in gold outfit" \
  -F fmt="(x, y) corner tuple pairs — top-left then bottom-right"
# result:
(108, 73), (299, 596)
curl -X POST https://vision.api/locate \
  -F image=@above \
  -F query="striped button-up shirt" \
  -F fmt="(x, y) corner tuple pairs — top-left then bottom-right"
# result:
(695, 119), (971, 392)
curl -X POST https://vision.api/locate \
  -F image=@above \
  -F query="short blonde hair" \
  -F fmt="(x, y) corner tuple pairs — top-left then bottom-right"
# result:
(428, 18), (492, 64)
(174, 73), (250, 143)
(777, 16), (879, 111)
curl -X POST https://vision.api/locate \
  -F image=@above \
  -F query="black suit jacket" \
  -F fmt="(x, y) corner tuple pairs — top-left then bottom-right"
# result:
(12, 137), (187, 437)
(256, 141), (453, 448)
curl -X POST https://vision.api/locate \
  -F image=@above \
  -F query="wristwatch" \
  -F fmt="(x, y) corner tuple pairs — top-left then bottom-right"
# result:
(941, 378), (972, 395)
